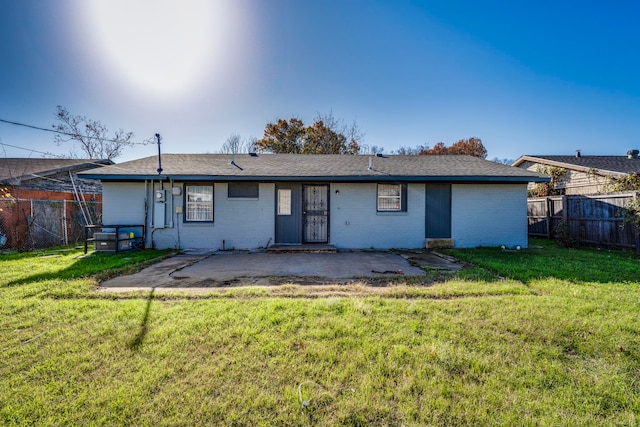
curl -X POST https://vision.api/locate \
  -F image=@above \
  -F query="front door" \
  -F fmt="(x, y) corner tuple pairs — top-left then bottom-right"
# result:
(275, 184), (302, 244)
(303, 185), (328, 243)
(425, 183), (452, 238)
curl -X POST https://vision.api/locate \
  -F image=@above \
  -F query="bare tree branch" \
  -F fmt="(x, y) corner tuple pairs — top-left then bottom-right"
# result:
(219, 134), (257, 154)
(52, 106), (134, 160)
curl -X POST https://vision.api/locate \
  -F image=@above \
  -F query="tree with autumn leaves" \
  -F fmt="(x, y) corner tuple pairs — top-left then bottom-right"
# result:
(419, 137), (487, 158)
(254, 114), (362, 155)
(253, 112), (488, 159)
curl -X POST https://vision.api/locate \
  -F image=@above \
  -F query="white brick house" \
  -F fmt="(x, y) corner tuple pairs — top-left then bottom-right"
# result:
(81, 154), (548, 250)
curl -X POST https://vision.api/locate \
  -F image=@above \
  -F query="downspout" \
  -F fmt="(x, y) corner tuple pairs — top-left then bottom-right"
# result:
(170, 178), (180, 250)
(144, 180), (149, 248)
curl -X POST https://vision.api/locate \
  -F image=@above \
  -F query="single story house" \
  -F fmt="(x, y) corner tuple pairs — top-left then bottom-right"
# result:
(512, 150), (640, 195)
(80, 153), (548, 250)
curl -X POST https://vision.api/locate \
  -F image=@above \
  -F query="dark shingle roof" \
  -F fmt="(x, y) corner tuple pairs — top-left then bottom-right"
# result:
(80, 154), (548, 183)
(0, 158), (113, 184)
(513, 155), (640, 177)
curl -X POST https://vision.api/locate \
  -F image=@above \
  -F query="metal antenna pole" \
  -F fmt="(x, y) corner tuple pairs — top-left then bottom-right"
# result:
(156, 133), (163, 175)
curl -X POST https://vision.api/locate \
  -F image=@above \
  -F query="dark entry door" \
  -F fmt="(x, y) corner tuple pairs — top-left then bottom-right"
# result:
(425, 183), (452, 238)
(303, 185), (328, 243)
(275, 184), (302, 244)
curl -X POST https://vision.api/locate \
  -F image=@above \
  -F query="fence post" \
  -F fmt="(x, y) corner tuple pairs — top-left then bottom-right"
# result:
(635, 192), (640, 256)
(62, 200), (68, 246)
(545, 196), (551, 238)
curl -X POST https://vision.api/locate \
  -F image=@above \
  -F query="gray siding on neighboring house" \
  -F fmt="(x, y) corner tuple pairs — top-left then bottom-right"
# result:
(451, 184), (528, 248)
(519, 160), (612, 195)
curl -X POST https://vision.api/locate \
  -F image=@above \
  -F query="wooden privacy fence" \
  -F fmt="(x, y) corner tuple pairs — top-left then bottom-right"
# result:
(528, 191), (640, 251)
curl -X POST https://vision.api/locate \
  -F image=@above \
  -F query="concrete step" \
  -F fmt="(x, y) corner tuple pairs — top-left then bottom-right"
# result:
(266, 244), (337, 253)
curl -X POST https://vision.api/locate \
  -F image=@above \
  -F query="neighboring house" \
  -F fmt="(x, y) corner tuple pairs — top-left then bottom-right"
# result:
(80, 153), (548, 250)
(512, 150), (640, 195)
(0, 158), (113, 250)
(0, 158), (113, 200)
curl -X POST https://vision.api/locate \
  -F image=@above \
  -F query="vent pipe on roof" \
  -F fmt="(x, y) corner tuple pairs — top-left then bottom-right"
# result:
(627, 149), (639, 159)
(575, 150), (581, 158)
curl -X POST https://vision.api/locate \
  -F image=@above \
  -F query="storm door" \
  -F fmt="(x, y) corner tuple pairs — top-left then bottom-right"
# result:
(302, 185), (328, 243)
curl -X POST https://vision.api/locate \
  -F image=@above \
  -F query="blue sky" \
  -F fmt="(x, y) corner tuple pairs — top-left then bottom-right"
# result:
(1, 0), (639, 162)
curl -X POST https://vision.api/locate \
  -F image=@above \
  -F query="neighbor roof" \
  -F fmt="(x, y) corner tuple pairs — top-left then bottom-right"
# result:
(0, 158), (114, 184)
(512, 155), (640, 178)
(80, 154), (548, 183)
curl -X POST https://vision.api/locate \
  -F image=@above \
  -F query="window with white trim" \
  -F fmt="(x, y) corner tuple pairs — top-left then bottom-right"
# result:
(377, 184), (406, 212)
(185, 184), (213, 222)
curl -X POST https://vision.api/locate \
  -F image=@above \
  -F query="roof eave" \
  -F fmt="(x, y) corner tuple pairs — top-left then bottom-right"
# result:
(513, 155), (627, 178)
(82, 174), (550, 183)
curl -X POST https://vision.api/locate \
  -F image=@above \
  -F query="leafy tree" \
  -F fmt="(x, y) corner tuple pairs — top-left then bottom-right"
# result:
(254, 118), (306, 154)
(617, 198), (640, 232)
(421, 137), (487, 158)
(254, 113), (362, 154)
(302, 120), (346, 154)
(422, 142), (448, 155)
(604, 173), (640, 192)
(529, 165), (567, 197)
(388, 138), (487, 158)
(52, 106), (134, 160)
(315, 111), (364, 154)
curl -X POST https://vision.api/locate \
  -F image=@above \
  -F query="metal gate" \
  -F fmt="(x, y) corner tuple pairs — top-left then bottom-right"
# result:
(303, 185), (328, 243)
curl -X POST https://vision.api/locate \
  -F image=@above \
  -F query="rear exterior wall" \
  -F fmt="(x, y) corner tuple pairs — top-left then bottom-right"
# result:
(101, 181), (528, 250)
(451, 183), (528, 248)
(330, 183), (425, 249)
(150, 182), (274, 250)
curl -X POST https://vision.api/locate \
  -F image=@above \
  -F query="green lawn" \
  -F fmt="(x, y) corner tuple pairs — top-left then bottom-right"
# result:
(1, 240), (639, 426)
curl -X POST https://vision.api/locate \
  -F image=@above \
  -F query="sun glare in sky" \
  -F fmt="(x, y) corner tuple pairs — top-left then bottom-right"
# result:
(77, 0), (236, 100)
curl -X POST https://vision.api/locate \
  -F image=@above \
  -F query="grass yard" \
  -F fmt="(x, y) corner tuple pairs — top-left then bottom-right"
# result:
(1, 239), (639, 425)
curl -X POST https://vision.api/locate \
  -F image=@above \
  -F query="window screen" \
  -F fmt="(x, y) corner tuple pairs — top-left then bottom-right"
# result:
(185, 185), (213, 221)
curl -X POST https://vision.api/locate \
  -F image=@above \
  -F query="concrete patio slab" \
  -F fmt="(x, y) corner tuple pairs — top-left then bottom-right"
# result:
(175, 252), (423, 280)
(99, 250), (461, 289)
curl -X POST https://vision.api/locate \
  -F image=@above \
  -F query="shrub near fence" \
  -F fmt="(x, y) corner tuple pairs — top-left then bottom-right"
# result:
(528, 191), (640, 251)
(0, 198), (101, 251)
